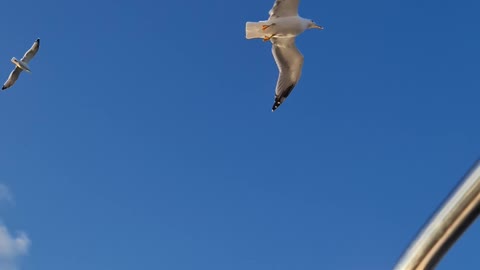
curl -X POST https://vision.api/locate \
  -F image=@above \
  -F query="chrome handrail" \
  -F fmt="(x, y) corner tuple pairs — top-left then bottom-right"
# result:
(393, 160), (480, 270)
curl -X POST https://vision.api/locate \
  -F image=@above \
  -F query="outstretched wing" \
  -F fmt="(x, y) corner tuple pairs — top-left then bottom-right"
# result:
(269, 0), (300, 19)
(271, 37), (304, 111)
(21, 39), (40, 63)
(2, 67), (22, 90)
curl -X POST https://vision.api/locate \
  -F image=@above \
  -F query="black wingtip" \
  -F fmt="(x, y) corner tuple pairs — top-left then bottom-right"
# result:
(271, 100), (282, 112)
(271, 84), (296, 112)
(2, 86), (7, 90)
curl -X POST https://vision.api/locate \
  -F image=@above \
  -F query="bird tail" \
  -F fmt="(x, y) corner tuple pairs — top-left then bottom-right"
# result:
(245, 22), (264, 39)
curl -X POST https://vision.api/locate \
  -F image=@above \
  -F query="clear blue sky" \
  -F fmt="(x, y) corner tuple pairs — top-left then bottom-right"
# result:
(0, 0), (479, 269)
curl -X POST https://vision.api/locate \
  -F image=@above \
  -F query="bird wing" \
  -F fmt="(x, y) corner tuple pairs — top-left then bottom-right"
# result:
(269, 0), (300, 19)
(2, 67), (22, 90)
(20, 39), (40, 63)
(271, 37), (304, 111)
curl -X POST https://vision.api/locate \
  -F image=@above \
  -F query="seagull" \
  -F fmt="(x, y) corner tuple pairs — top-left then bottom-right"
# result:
(2, 38), (40, 91)
(245, 0), (323, 111)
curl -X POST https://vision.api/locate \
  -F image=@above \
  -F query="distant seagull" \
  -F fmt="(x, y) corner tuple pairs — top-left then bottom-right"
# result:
(2, 38), (40, 90)
(245, 0), (323, 111)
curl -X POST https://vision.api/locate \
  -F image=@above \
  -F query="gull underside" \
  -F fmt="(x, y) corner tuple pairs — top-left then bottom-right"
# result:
(245, 0), (323, 111)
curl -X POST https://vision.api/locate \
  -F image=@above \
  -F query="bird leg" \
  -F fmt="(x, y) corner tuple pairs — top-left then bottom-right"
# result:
(263, 35), (275, 42)
(262, 23), (276, 31)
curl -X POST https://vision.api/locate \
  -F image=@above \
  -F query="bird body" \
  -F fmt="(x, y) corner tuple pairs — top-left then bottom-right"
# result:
(246, 16), (311, 40)
(11, 57), (31, 73)
(245, 0), (323, 111)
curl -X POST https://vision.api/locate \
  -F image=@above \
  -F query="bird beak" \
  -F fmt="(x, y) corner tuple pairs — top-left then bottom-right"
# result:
(312, 24), (324, 30)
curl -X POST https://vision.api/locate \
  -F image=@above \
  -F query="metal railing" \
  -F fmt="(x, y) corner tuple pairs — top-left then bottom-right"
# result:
(393, 160), (480, 270)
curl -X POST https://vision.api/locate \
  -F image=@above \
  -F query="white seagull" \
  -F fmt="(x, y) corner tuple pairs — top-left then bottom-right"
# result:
(245, 0), (323, 111)
(2, 38), (40, 90)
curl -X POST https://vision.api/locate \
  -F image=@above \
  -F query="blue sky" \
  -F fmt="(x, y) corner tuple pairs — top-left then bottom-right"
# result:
(0, 0), (479, 269)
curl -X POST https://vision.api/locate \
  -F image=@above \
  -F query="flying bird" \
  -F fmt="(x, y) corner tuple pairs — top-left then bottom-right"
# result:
(245, 0), (323, 111)
(2, 38), (40, 90)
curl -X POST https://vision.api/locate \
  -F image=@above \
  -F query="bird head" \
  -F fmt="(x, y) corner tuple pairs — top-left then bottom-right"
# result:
(308, 20), (324, 30)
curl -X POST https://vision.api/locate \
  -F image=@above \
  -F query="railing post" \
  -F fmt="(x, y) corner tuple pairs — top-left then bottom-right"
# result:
(393, 160), (480, 270)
